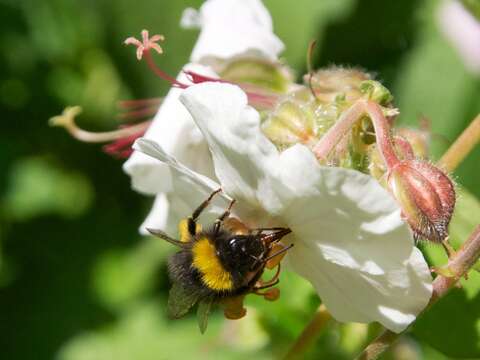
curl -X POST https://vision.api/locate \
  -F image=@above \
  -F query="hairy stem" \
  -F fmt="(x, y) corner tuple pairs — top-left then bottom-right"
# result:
(284, 304), (331, 359)
(439, 114), (480, 172)
(355, 224), (480, 360)
(312, 100), (399, 169)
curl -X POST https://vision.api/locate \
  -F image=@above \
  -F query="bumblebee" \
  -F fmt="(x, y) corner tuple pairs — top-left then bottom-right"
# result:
(148, 189), (292, 332)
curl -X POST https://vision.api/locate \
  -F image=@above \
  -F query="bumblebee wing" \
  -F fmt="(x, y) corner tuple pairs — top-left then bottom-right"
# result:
(167, 282), (199, 319)
(197, 300), (213, 334)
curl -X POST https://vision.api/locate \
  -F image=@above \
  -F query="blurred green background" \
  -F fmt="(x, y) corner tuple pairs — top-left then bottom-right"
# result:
(1, 0), (479, 359)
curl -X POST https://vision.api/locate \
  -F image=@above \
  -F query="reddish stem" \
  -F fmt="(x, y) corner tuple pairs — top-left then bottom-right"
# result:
(393, 135), (415, 160)
(312, 99), (400, 169)
(117, 98), (162, 110)
(117, 106), (159, 121)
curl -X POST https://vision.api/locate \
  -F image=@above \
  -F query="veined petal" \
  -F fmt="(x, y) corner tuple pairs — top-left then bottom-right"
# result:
(123, 64), (217, 195)
(276, 145), (432, 332)
(139, 193), (169, 235)
(133, 138), (224, 198)
(180, 82), (281, 215)
(182, 0), (284, 65)
(133, 138), (231, 229)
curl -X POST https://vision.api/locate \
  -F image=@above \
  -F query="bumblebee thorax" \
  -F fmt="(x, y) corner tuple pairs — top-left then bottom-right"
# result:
(191, 230), (266, 292)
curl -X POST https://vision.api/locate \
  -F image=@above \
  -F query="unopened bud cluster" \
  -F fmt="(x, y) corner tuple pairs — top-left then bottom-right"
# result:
(259, 67), (456, 242)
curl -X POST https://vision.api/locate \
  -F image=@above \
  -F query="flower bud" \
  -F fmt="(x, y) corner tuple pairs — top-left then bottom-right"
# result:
(306, 67), (371, 103)
(261, 97), (317, 150)
(387, 160), (455, 242)
(359, 80), (394, 105)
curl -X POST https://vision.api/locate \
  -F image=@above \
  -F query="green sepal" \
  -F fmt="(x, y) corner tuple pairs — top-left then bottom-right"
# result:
(359, 80), (393, 105)
(220, 59), (291, 93)
(461, 0), (480, 20)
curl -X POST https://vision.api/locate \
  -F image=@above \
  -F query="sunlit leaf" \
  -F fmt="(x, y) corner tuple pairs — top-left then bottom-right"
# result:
(3, 157), (93, 220)
(414, 189), (480, 357)
(92, 237), (171, 311)
(461, 0), (480, 20)
(57, 301), (271, 360)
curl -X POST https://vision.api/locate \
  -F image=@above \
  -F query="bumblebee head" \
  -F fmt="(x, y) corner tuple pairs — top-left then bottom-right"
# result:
(216, 234), (266, 273)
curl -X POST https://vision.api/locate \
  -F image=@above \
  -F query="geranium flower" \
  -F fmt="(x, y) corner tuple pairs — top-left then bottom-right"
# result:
(122, 0), (285, 233)
(133, 82), (433, 333)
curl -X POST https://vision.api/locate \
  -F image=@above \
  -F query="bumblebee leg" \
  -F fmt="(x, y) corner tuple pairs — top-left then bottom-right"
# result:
(213, 198), (236, 235)
(191, 188), (222, 221)
(254, 279), (280, 291)
(180, 189), (222, 242)
(258, 263), (282, 287)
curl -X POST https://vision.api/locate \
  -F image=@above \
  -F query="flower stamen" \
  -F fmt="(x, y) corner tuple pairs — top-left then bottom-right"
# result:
(50, 106), (150, 143)
(125, 30), (187, 88)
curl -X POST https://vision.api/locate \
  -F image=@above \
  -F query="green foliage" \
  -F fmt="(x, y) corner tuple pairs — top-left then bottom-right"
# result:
(415, 188), (480, 358)
(57, 300), (271, 360)
(3, 157), (93, 220)
(92, 238), (171, 311)
(462, 0), (480, 20)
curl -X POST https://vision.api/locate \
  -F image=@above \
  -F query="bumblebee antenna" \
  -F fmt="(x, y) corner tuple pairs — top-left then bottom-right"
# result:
(263, 244), (294, 263)
(147, 228), (188, 248)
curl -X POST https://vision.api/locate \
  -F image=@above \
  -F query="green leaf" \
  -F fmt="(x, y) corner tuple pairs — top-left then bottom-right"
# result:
(57, 300), (271, 360)
(3, 157), (93, 220)
(413, 272), (480, 358)
(414, 188), (480, 357)
(197, 300), (213, 334)
(92, 238), (171, 311)
(167, 282), (199, 319)
(461, 0), (480, 20)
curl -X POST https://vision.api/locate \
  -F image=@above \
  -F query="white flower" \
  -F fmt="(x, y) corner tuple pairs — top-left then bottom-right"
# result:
(438, 0), (480, 75)
(123, 0), (284, 233)
(182, 0), (284, 65)
(133, 82), (433, 333)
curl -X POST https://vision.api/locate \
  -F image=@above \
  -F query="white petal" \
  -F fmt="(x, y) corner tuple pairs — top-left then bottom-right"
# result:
(139, 193), (169, 235)
(123, 64), (217, 195)
(133, 138), (223, 197)
(184, 0), (284, 65)
(180, 82), (281, 215)
(133, 138), (232, 222)
(276, 145), (432, 332)
(438, 1), (480, 74)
